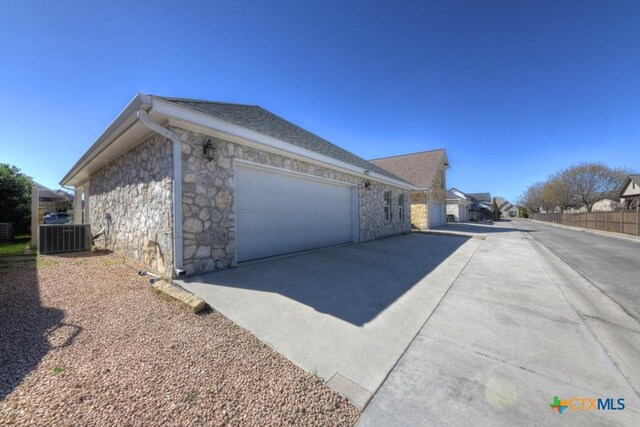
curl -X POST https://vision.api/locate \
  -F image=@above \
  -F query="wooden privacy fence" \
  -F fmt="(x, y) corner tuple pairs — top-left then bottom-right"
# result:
(532, 210), (640, 236)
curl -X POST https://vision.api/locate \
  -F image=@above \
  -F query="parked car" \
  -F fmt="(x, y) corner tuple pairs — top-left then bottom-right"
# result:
(44, 212), (70, 224)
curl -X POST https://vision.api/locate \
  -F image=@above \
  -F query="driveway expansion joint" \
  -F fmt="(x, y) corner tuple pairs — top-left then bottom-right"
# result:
(326, 372), (373, 410)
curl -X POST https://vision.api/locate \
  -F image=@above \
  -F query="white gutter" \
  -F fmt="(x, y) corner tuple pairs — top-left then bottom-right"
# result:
(136, 109), (185, 277)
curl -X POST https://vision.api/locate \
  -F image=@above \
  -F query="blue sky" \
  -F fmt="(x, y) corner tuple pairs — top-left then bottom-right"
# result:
(1, 1), (638, 202)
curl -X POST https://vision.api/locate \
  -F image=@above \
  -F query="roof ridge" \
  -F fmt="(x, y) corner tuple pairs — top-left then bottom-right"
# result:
(253, 107), (410, 182)
(369, 148), (446, 161)
(153, 95), (259, 108)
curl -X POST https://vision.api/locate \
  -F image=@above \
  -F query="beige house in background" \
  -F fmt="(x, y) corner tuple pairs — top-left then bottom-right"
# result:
(619, 174), (640, 209)
(446, 188), (473, 222)
(370, 149), (449, 229)
(564, 199), (619, 213)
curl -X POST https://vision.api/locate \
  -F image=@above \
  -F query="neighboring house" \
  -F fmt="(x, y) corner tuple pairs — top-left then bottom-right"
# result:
(504, 205), (518, 217)
(35, 182), (74, 215)
(564, 199), (619, 213)
(61, 94), (415, 277)
(591, 199), (619, 212)
(369, 149), (448, 229)
(445, 188), (473, 222)
(467, 192), (492, 221)
(494, 196), (517, 218)
(619, 174), (640, 209)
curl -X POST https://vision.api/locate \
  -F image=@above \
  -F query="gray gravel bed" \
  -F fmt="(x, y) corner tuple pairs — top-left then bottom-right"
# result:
(0, 253), (359, 426)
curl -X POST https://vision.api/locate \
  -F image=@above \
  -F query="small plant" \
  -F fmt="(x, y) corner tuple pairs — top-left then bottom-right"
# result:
(185, 391), (198, 405)
(100, 256), (125, 266)
(73, 260), (86, 267)
(37, 258), (59, 268)
(52, 366), (65, 375)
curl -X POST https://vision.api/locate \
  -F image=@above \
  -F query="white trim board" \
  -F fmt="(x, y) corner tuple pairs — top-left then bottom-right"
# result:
(233, 158), (357, 188)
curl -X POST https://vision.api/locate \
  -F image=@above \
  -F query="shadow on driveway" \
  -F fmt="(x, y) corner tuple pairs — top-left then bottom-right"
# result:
(436, 222), (536, 234)
(183, 233), (468, 326)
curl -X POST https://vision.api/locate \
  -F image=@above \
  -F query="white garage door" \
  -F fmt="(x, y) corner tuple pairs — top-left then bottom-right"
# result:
(428, 202), (445, 228)
(235, 163), (355, 262)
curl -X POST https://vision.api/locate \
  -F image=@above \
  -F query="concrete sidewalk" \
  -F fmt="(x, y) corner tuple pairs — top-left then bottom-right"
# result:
(358, 222), (640, 426)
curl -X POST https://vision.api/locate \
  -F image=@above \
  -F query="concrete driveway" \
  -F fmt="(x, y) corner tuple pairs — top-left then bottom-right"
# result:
(176, 233), (480, 408)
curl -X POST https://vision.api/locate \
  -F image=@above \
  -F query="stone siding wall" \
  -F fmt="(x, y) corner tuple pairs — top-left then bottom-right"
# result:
(359, 184), (411, 241)
(411, 192), (427, 230)
(89, 135), (174, 275)
(174, 127), (411, 275)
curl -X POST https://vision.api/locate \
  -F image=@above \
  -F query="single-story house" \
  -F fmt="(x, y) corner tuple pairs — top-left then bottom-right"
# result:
(60, 94), (415, 277)
(369, 149), (449, 229)
(564, 199), (619, 213)
(445, 188), (473, 222)
(619, 174), (640, 209)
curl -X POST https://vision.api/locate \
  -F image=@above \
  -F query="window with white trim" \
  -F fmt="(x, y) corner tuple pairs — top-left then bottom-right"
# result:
(384, 190), (392, 221)
(398, 193), (405, 220)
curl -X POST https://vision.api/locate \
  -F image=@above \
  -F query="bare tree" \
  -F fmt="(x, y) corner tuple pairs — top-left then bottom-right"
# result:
(563, 162), (629, 212)
(544, 171), (574, 212)
(519, 182), (545, 213)
(53, 195), (72, 213)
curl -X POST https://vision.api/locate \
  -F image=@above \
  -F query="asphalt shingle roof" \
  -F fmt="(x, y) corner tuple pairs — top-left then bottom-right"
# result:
(156, 96), (408, 183)
(368, 149), (447, 189)
(446, 190), (461, 200)
(468, 193), (491, 202)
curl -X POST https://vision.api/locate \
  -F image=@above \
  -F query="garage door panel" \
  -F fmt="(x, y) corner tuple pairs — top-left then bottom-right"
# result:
(237, 210), (352, 236)
(235, 165), (355, 262)
(428, 202), (444, 228)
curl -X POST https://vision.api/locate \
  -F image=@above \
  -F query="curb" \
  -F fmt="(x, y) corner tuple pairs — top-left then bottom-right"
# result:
(526, 219), (640, 245)
(413, 230), (486, 240)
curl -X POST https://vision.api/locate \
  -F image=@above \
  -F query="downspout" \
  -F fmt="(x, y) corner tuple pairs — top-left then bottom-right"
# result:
(137, 109), (186, 277)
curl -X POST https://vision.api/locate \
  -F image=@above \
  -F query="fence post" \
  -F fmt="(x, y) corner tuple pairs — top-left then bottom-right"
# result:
(636, 205), (639, 236)
(605, 211), (608, 231)
(31, 186), (39, 248)
(621, 211), (623, 234)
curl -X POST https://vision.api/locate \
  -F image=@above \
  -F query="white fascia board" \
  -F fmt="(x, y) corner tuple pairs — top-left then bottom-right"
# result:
(234, 158), (357, 188)
(60, 93), (152, 187)
(151, 98), (416, 190)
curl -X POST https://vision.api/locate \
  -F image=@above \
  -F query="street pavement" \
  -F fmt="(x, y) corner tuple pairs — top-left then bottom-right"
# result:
(357, 220), (640, 426)
(522, 220), (640, 321)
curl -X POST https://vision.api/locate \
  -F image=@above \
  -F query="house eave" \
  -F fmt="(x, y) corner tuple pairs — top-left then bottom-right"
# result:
(60, 93), (152, 187)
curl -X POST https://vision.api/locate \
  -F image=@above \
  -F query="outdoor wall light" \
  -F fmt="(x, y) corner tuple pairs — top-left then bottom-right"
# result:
(203, 139), (216, 161)
(363, 170), (371, 189)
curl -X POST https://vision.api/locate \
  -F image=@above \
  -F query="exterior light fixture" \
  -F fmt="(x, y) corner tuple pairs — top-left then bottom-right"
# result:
(203, 139), (216, 161)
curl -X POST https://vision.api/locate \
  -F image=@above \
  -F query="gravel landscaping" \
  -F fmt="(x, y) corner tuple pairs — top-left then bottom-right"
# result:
(0, 252), (359, 426)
